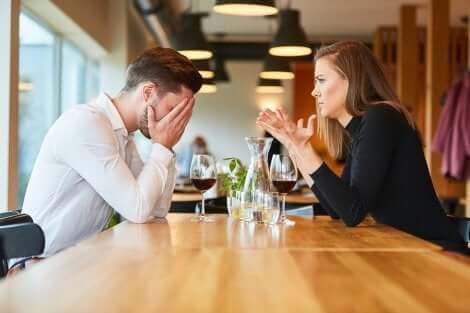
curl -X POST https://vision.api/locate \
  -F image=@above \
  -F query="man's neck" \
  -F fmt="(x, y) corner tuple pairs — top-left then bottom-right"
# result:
(112, 92), (138, 133)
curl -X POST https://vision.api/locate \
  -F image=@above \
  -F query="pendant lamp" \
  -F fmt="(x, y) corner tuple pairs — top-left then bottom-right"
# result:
(269, 9), (312, 57)
(260, 55), (294, 80)
(172, 13), (212, 60)
(213, 0), (278, 16)
(256, 78), (284, 93)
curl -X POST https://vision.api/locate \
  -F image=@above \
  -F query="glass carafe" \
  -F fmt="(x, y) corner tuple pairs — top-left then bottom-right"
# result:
(243, 137), (273, 193)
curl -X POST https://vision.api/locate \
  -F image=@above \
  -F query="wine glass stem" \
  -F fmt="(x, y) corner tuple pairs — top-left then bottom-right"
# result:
(281, 194), (287, 219)
(201, 192), (205, 218)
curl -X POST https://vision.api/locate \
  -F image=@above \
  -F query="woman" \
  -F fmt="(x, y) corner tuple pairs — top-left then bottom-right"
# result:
(257, 41), (467, 252)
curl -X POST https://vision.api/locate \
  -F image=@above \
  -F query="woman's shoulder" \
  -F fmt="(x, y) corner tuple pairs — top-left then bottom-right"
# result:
(361, 103), (408, 129)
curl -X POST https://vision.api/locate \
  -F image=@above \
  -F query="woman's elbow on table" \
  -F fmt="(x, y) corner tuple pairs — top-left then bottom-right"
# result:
(343, 216), (364, 227)
(340, 203), (369, 227)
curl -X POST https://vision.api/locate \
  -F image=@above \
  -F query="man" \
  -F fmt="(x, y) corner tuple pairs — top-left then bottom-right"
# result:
(21, 47), (202, 257)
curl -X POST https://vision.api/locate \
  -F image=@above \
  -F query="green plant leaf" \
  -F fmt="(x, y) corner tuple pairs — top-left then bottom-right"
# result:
(221, 157), (247, 192)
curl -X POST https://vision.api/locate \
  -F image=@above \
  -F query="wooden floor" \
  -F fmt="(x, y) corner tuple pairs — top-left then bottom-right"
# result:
(0, 214), (469, 313)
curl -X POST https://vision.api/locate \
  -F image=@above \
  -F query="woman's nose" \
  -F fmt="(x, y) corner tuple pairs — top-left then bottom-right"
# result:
(311, 86), (319, 98)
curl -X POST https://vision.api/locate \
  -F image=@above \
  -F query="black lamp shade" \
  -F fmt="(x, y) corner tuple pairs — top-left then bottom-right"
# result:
(193, 59), (214, 79)
(200, 78), (217, 93)
(214, 58), (230, 82)
(260, 55), (294, 80)
(213, 0), (278, 16)
(172, 13), (212, 60)
(256, 78), (284, 93)
(269, 9), (312, 57)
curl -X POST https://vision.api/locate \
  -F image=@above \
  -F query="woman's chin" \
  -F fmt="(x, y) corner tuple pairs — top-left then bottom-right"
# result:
(319, 108), (329, 118)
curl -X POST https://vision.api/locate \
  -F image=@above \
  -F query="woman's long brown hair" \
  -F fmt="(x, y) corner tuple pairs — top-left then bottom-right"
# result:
(314, 41), (415, 160)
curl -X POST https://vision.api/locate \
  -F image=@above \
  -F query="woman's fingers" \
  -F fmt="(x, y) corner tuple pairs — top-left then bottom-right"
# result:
(307, 114), (316, 132)
(297, 118), (304, 128)
(278, 107), (289, 120)
(256, 120), (283, 138)
(258, 110), (283, 128)
(274, 109), (285, 122)
(264, 109), (279, 124)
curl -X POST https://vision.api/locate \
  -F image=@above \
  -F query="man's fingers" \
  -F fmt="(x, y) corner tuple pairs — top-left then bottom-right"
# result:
(147, 106), (156, 128)
(161, 97), (190, 123)
(174, 97), (195, 127)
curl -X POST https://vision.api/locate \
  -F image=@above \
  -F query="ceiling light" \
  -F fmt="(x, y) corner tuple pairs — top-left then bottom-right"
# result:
(193, 60), (214, 79)
(200, 78), (217, 94)
(260, 55), (294, 80)
(19, 82), (33, 92)
(256, 78), (284, 93)
(269, 9), (312, 57)
(172, 13), (213, 60)
(213, 0), (278, 16)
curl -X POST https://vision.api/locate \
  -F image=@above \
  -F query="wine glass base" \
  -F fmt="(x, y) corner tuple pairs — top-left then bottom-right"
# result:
(277, 216), (295, 226)
(191, 215), (214, 223)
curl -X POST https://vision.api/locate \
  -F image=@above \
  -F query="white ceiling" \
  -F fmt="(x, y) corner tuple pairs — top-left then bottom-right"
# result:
(188, 0), (469, 40)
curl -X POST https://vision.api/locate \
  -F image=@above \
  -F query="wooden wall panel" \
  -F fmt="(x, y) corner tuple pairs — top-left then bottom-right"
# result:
(374, 23), (467, 200)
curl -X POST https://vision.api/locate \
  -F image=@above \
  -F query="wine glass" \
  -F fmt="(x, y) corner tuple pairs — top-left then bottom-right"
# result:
(270, 154), (297, 226)
(190, 154), (217, 223)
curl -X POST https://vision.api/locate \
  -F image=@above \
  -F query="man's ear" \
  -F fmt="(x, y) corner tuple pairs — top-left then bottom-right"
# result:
(141, 82), (157, 103)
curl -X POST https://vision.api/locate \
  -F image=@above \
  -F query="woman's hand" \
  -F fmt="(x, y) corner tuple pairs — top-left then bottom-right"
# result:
(256, 107), (323, 182)
(256, 107), (316, 150)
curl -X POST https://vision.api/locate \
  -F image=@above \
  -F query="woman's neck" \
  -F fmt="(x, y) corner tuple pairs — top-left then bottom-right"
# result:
(337, 111), (353, 128)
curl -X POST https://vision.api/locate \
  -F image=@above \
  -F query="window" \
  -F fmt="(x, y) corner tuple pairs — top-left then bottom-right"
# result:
(18, 13), (57, 207)
(17, 11), (100, 207)
(60, 41), (87, 111)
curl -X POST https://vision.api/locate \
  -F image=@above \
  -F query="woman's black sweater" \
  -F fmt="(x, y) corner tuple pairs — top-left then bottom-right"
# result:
(310, 104), (466, 251)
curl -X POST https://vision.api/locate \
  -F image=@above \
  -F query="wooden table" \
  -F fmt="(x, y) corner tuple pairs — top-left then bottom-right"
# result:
(1, 214), (469, 313)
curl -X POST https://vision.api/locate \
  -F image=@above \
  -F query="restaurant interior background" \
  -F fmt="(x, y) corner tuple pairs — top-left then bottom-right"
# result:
(1, 0), (470, 216)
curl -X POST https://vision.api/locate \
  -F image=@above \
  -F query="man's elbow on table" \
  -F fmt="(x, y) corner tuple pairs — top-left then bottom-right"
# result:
(122, 205), (154, 224)
(152, 206), (170, 219)
(126, 214), (151, 224)
(124, 205), (170, 223)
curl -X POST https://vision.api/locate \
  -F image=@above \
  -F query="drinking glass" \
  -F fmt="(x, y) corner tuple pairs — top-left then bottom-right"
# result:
(270, 154), (297, 226)
(239, 191), (254, 222)
(190, 154), (217, 222)
(226, 190), (241, 218)
(263, 192), (281, 225)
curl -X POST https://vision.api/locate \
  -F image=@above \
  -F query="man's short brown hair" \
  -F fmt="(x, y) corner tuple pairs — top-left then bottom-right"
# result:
(123, 47), (202, 94)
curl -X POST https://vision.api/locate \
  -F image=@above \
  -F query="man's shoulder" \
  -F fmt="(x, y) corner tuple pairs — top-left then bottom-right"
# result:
(56, 104), (113, 133)
(47, 103), (117, 148)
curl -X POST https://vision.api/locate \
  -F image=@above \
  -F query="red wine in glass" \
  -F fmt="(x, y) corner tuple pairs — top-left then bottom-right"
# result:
(191, 178), (216, 192)
(272, 180), (296, 194)
(190, 154), (217, 223)
(270, 155), (297, 226)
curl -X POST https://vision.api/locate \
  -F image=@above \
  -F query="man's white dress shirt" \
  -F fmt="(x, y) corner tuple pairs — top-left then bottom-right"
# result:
(22, 93), (176, 256)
